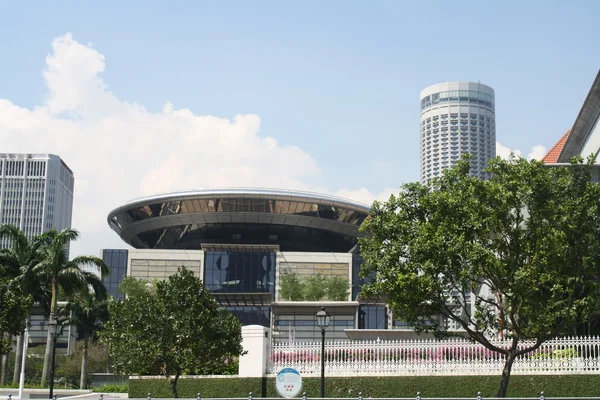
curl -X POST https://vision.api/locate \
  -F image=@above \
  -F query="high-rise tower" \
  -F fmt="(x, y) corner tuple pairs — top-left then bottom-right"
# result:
(0, 153), (74, 248)
(420, 82), (496, 184)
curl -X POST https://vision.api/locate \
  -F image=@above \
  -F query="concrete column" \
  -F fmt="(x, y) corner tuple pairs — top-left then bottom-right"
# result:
(239, 325), (270, 377)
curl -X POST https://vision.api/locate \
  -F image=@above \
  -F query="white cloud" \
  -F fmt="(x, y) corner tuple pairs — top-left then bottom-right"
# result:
(496, 142), (522, 159)
(0, 33), (393, 256)
(335, 187), (395, 206)
(496, 142), (547, 161)
(527, 145), (547, 161)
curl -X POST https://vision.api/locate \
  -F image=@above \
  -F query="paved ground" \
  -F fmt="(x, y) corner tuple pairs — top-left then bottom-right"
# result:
(0, 389), (127, 400)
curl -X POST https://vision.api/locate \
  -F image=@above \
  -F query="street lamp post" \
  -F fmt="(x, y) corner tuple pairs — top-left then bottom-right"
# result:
(18, 318), (29, 399)
(315, 307), (330, 398)
(48, 320), (60, 400)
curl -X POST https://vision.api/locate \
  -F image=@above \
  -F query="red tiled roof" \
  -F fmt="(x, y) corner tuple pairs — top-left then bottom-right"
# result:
(542, 130), (571, 163)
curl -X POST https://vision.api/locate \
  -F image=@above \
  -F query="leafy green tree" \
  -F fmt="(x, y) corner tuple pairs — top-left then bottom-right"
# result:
(303, 274), (327, 300)
(103, 267), (244, 398)
(0, 224), (50, 383)
(359, 155), (600, 398)
(62, 291), (109, 389)
(326, 276), (350, 301)
(117, 276), (156, 299)
(0, 282), (31, 356)
(279, 271), (304, 301)
(55, 342), (110, 389)
(36, 228), (109, 387)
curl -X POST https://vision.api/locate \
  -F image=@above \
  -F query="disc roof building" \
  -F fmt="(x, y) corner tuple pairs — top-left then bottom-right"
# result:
(107, 188), (369, 253)
(104, 188), (396, 342)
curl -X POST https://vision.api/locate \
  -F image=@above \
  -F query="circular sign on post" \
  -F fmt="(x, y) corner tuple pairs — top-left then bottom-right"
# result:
(275, 367), (303, 398)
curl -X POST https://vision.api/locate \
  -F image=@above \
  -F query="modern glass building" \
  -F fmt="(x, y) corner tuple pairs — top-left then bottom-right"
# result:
(420, 82), (496, 184)
(105, 188), (405, 342)
(102, 249), (129, 300)
(0, 153), (74, 249)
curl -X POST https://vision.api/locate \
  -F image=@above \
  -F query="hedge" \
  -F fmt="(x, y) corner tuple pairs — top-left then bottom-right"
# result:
(128, 375), (600, 398)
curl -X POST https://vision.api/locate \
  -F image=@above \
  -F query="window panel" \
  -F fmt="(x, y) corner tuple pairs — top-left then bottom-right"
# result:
(204, 250), (275, 293)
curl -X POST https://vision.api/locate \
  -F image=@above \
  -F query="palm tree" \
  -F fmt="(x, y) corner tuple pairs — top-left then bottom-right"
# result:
(36, 228), (109, 388)
(0, 224), (50, 384)
(62, 292), (109, 389)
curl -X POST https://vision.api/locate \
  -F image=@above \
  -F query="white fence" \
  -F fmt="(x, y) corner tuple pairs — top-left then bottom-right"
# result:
(268, 336), (600, 376)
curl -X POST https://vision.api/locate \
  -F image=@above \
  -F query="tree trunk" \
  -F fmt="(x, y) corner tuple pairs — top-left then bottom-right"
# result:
(41, 279), (59, 388)
(0, 333), (10, 385)
(80, 335), (89, 389)
(169, 374), (180, 398)
(13, 290), (29, 384)
(12, 332), (23, 384)
(497, 352), (517, 398)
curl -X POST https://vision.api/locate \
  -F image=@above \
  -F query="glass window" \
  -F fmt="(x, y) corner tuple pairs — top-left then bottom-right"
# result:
(225, 306), (270, 327)
(359, 305), (387, 329)
(102, 249), (129, 300)
(274, 313), (355, 343)
(204, 250), (275, 293)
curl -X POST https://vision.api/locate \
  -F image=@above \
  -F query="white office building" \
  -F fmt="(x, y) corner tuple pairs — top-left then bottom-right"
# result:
(420, 82), (496, 184)
(0, 153), (74, 248)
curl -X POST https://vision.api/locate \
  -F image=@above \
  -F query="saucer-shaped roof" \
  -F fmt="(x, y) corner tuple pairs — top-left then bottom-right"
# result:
(107, 188), (371, 252)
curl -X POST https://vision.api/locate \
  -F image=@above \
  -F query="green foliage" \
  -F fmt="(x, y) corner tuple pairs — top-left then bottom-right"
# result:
(55, 342), (110, 388)
(63, 294), (109, 341)
(64, 292), (109, 389)
(531, 347), (578, 359)
(303, 274), (327, 301)
(327, 275), (350, 300)
(358, 155), (600, 397)
(128, 375), (600, 398)
(279, 271), (349, 301)
(35, 227), (109, 387)
(0, 224), (53, 382)
(0, 283), (32, 355)
(279, 271), (304, 301)
(117, 276), (156, 299)
(103, 267), (244, 398)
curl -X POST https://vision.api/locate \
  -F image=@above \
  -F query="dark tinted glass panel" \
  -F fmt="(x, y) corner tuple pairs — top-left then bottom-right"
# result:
(225, 306), (270, 327)
(359, 305), (387, 329)
(137, 223), (358, 252)
(102, 249), (128, 301)
(204, 251), (275, 293)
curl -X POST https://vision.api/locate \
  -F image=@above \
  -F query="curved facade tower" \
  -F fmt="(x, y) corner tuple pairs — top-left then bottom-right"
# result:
(420, 82), (496, 184)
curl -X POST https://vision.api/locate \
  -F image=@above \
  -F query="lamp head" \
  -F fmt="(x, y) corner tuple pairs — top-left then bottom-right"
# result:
(315, 307), (330, 329)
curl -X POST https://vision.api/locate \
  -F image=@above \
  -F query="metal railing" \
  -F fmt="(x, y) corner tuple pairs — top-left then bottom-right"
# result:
(269, 336), (600, 376)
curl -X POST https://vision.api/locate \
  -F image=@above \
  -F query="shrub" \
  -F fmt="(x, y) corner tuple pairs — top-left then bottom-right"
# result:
(327, 275), (350, 300)
(279, 271), (304, 301)
(128, 375), (600, 398)
(303, 275), (327, 301)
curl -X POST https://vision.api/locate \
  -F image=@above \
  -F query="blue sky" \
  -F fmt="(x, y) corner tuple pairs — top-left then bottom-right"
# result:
(0, 1), (599, 255)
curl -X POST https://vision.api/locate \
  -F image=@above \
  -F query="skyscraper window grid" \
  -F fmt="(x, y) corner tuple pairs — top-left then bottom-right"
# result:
(0, 153), (74, 249)
(420, 82), (496, 184)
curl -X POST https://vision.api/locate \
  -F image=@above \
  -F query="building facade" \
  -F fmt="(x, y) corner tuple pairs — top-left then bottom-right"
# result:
(104, 189), (474, 342)
(105, 189), (426, 342)
(0, 153), (74, 247)
(420, 82), (496, 184)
